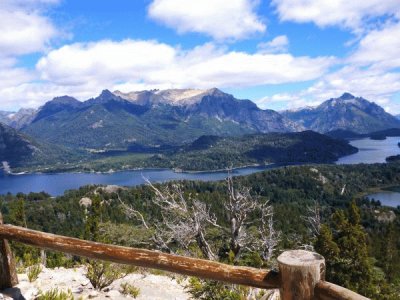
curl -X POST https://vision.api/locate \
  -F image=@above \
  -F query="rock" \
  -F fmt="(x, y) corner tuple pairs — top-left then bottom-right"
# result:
(106, 290), (121, 298)
(375, 210), (396, 222)
(25, 288), (39, 299)
(79, 197), (92, 208)
(81, 279), (90, 286)
(18, 274), (28, 282)
(89, 291), (99, 298)
(1, 287), (23, 300)
(71, 287), (84, 294)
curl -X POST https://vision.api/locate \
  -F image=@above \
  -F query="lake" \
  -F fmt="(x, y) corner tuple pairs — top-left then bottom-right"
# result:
(336, 136), (400, 164)
(366, 191), (400, 208)
(338, 136), (400, 208)
(0, 165), (275, 196)
(1, 136), (399, 196)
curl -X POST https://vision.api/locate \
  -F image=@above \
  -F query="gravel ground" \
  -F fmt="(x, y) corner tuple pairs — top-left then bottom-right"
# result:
(0, 266), (190, 299)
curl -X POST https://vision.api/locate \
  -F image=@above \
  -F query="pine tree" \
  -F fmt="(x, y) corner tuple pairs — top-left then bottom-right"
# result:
(315, 200), (374, 296)
(9, 198), (27, 227)
(314, 224), (339, 279)
(382, 223), (399, 282)
(84, 195), (102, 242)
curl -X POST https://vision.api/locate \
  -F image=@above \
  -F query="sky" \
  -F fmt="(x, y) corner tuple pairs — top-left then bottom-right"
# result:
(1, 0), (400, 113)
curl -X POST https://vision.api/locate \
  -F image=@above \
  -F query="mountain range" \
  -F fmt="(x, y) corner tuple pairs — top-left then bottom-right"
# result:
(9, 88), (301, 150)
(282, 93), (400, 133)
(2, 90), (399, 151)
(1, 89), (399, 156)
(2, 88), (400, 171)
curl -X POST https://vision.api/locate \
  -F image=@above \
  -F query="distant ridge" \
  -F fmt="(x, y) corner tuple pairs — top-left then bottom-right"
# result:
(20, 88), (301, 149)
(282, 93), (400, 134)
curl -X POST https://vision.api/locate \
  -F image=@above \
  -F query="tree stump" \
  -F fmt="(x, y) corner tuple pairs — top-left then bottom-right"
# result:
(0, 213), (18, 289)
(278, 250), (325, 300)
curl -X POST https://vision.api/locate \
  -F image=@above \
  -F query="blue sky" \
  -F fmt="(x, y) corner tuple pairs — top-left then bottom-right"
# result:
(1, 0), (400, 113)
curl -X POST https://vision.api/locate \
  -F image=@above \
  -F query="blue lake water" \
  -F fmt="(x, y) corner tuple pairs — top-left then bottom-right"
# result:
(336, 136), (400, 208)
(366, 191), (400, 208)
(336, 136), (400, 164)
(0, 166), (275, 196)
(1, 136), (400, 196)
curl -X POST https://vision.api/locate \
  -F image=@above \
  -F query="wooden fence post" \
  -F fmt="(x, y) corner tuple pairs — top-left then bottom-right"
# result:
(0, 212), (18, 289)
(278, 250), (325, 300)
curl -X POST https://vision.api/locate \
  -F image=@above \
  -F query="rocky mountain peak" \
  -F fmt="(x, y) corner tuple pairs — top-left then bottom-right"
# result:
(50, 96), (80, 105)
(283, 93), (400, 134)
(205, 87), (225, 97)
(114, 88), (229, 107)
(97, 89), (122, 101)
(339, 92), (356, 100)
(154, 88), (208, 105)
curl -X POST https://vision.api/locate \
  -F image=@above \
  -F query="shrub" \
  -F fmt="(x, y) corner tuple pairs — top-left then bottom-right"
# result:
(36, 288), (74, 300)
(27, 264), (42, 282)
(86, 260), (124, 290)
(186, 277), (245, 300)
(120, 282), (140, 298)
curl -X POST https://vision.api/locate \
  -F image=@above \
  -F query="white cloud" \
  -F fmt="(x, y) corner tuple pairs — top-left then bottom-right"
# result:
(0, 82), (102, 110)
(0, 0), (59, 57)
(148, 0), (266, 40)
(36, 39), (334, 91)
(0, 39), (334, 109)
(257, 35), (289, 53)
(272, 0), (400, 31)
(0, 0), (61, 110)
(258, 17), (400, 113)
(259, 65), (400, 113)
(256, 93), (317, 111)
(349, 21), (400, 69)
(37, 40), (177, 86)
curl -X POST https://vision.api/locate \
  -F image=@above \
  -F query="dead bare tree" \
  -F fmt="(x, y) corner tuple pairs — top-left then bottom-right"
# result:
(119, 174), (278, 263)
(225, 174), (260, 259)
(140, 179), (219, 260)
(303, 200), (322, 238)
(117, 194), (149, 229)
(224, 174), (279, 263)
(117, 193), (173, 252)
(258, 205), (281, 262)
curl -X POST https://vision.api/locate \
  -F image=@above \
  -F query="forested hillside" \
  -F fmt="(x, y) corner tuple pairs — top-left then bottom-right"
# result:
(57, 130), (357, 172)
(0, 122), (85, 170)
(1, 163), (400, 299)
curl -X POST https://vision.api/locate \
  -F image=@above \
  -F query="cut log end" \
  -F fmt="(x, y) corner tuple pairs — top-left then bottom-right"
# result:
(277, 249), (325, 267)
(278, 250), (325, 300)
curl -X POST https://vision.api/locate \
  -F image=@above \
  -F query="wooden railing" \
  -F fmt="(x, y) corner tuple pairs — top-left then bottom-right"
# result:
(0, 218), (369, 299)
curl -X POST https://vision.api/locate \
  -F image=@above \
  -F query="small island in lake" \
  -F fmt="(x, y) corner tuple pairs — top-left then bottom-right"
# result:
(370, 134), (386, 140)
(386, 154), (400, 162)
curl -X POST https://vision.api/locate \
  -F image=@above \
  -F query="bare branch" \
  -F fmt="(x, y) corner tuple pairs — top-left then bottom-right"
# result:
(145, 179), (219, 260)
(225, 173), (262, 260)
(117, 194), (149, 229)
(259, 206), (281, 262)
(302, 200), (321, 238)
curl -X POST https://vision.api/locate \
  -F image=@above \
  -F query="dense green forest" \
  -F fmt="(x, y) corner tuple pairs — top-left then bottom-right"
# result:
(13, 130), (357, 173)
(1, 163), (400, 299)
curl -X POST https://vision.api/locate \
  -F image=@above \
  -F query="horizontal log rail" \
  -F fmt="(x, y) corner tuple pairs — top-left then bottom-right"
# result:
(315, 281), (369, 300)
(0, 222), (370, 300)
(0, 224), (280, 289)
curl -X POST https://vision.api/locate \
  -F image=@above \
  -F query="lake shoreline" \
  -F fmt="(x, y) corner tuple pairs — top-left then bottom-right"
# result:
(2, 136), (400, 196)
